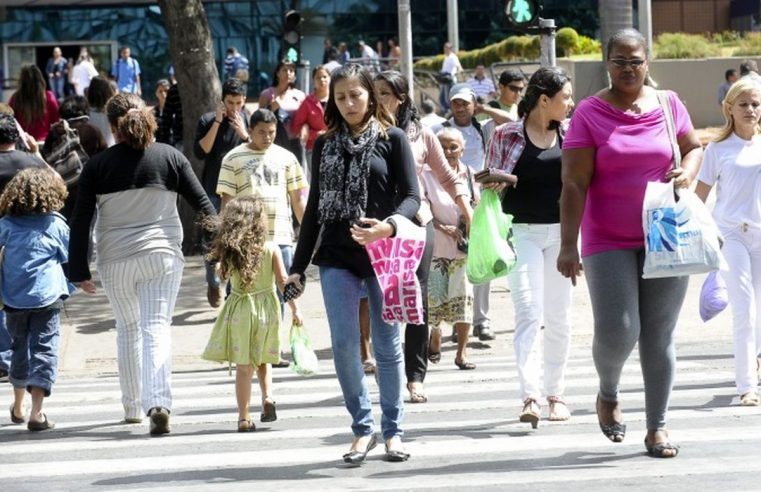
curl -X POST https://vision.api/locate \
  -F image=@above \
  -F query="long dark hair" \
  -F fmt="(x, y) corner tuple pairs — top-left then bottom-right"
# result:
(373, 70), (421, 137)
(324, 64), (394, 137)
(87, 76), (116, 112)
(272, 59), (295, 89)
(14, 65), (47, 125)
(517, 67), (571, 130)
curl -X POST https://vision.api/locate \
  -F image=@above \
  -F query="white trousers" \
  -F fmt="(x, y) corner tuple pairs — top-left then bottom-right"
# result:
(99, 252), (184, 418)
(722, 225), (761, 395)
(507, 223), (572, 401)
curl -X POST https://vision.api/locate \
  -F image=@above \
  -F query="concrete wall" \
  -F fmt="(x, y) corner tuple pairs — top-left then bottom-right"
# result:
(558, 57), (761, 129)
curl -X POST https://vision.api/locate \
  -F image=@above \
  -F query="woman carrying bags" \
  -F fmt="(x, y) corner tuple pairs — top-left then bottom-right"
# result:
(286, 64), (419, 463)
(695, 76), (761, 407)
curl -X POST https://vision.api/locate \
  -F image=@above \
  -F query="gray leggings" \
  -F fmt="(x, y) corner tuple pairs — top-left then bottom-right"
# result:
(584, 249), (688, 430)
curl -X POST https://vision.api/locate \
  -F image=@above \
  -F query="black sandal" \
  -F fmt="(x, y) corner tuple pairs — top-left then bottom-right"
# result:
(454, 359), (476, 370)
(645, 438), (679, 458)
(9, 405), (25, 424)
(27, 413), (55, 432)
(238, 419), (256, 432)
(260, 400), (277, 423)
(596, 395), (625, 443)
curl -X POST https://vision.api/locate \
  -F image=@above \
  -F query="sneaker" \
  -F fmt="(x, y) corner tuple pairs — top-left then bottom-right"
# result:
(474, 325), (496, 341)
(148, 407), (171, 436)
(207, 285), (222, 308)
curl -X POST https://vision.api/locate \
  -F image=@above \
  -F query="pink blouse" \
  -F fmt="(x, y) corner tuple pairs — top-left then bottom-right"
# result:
(563, 91), (693, 257)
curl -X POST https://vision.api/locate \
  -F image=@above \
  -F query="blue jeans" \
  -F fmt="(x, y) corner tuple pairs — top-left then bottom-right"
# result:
(276, 244), (294, 317)
(320, 266), (405, 440)
(6, 306), (61, 396)
(0, 312), (11, 372)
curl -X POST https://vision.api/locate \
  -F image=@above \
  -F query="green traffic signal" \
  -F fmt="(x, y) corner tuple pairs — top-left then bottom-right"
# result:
(506, 0), (539, 27)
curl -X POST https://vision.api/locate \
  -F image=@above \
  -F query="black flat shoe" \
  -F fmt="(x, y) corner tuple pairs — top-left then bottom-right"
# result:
(9, 405), (25, 424)
(343, 434), (377, 464)
(385, 438), (410, 462)
(27, 413), (55, 432)
(260, 400), (277, 423)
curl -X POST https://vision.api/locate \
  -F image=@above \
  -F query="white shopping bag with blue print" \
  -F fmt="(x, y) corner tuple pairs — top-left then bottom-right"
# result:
(642, 181), (725, 279)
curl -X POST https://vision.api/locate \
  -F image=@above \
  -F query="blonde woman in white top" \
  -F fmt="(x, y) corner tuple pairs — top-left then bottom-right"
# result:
(696, 76), (761, 406)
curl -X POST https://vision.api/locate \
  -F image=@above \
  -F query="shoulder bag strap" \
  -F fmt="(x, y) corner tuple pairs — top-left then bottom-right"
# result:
(657, 90), (681, 171)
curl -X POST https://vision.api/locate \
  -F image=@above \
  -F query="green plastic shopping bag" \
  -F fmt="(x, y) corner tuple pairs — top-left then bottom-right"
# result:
(289, 321), (319, 376)
(466, 189), (516, 284)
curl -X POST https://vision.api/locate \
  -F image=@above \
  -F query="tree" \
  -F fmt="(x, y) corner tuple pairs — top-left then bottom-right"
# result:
(599, 0), (633, 60)
(157, 0), (221, 253)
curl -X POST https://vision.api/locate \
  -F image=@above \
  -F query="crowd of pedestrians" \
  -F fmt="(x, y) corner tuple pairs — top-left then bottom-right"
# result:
(0, 28), (759, 467)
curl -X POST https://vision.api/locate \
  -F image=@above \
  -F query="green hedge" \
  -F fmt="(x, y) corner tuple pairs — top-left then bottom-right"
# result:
(733, 33), (761, 56)
(654, 33), (720, 59)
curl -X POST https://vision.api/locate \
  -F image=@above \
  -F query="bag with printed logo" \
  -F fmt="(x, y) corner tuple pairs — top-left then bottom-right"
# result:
(641, 181), (725, 279)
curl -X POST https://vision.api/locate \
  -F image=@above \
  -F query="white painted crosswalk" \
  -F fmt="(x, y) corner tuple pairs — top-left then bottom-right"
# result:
(0, 350), (759, 491)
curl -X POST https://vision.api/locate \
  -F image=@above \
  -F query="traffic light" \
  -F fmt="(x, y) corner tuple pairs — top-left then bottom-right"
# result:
(283, 10), (302, 63)
(505, 0), (540, 29)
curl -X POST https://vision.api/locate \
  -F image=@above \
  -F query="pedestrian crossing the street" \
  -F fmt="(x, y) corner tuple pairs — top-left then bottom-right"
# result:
(1, 348), (760, 491)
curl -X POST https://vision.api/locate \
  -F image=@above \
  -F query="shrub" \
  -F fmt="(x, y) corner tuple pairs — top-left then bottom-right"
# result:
(711, 30), (742, 47)
(556, 27), (580, 57)
(654, 32), (720, 59)
(576, 35), (602, 55)
(734, 33), (761, 56)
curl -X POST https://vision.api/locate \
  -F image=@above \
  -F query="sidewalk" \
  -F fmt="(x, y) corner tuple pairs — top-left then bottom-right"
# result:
(58, 255), (732, 378)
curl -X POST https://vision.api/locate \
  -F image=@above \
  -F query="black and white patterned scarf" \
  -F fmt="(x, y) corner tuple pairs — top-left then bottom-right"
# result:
(318, 119), (380, 223)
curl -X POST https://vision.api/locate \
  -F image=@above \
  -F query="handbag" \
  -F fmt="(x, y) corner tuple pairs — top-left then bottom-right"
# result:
(641, 91), (725, 279)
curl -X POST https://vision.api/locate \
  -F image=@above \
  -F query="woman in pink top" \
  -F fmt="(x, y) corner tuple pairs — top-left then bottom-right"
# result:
(558, 29), (703, 458)
(9, 65), (60, 142)
(291, 65), (330, 181)
(374, 71), (473, 404)
(258, 59), (306, 164)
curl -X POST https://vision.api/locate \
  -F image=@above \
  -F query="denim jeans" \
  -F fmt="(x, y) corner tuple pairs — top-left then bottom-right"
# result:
(276, 244), (294, 318)
(0, 312), (11, 372)
(6, 305), (61, 396)
(320, 266), (405, 440)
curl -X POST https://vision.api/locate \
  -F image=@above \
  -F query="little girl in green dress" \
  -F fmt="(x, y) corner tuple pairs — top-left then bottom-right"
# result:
(202, 196), (302, 432)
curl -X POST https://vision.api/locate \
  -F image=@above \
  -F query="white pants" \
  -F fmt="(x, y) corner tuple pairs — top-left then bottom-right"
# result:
(507, 223), (572, 401)
(99, 252), (184, 418)
(722, 225), (761, 395)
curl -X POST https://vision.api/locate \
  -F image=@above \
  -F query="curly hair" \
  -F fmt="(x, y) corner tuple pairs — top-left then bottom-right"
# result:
(205, 196), (268, 287)
(0, 168), (68, 216)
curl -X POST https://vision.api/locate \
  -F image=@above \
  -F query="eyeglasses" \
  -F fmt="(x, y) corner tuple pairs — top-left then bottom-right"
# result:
(608, 58), (646, 69)
(507, 85), (525, 93)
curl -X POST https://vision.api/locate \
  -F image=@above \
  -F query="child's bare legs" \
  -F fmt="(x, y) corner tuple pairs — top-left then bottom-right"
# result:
(28, 386), (46, 424)
(235, 364), (254, 421)
(256, 363), (273, 406)
(359, 298), (374, 372)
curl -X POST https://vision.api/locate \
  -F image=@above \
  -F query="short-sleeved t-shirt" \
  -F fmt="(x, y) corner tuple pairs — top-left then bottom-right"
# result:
(217, 143), (307, 245)
(562, 91), (693, 257)
(698, 133), (761, 233)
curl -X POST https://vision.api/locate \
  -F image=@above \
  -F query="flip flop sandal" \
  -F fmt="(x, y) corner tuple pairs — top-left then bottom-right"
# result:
(645, 438), (680, 458)
(27, 413), (55, 432)
(238, 419), (256, 432)
(260, 400), (277, 423)
(407, 383), (428, 403)
(454, 359), (476, 370)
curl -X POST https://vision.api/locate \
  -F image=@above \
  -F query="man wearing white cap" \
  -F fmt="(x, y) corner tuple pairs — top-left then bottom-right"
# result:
(432, 83), (497, 341)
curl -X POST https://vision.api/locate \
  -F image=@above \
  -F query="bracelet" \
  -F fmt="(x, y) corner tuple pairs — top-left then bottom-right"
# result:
(213, 119), (222, 124)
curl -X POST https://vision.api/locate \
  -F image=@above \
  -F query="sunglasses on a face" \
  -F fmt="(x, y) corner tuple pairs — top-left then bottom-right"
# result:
(608, 58), (646, 68)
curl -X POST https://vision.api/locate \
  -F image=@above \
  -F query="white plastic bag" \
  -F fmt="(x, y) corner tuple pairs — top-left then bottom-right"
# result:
(642, 181), (725, 279)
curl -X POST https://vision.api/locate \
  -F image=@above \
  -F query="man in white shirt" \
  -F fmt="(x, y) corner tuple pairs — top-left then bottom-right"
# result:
(432, 83), (496, 341)
(438, 42), (462, 114)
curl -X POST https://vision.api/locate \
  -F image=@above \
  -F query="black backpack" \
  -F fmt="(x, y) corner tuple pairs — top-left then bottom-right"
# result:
(42, 119), (88, 186)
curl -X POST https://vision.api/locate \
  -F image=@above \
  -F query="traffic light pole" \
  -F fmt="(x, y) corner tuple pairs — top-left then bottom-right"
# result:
(398, 0), (414, 99)
(538, 18), (556, 68)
